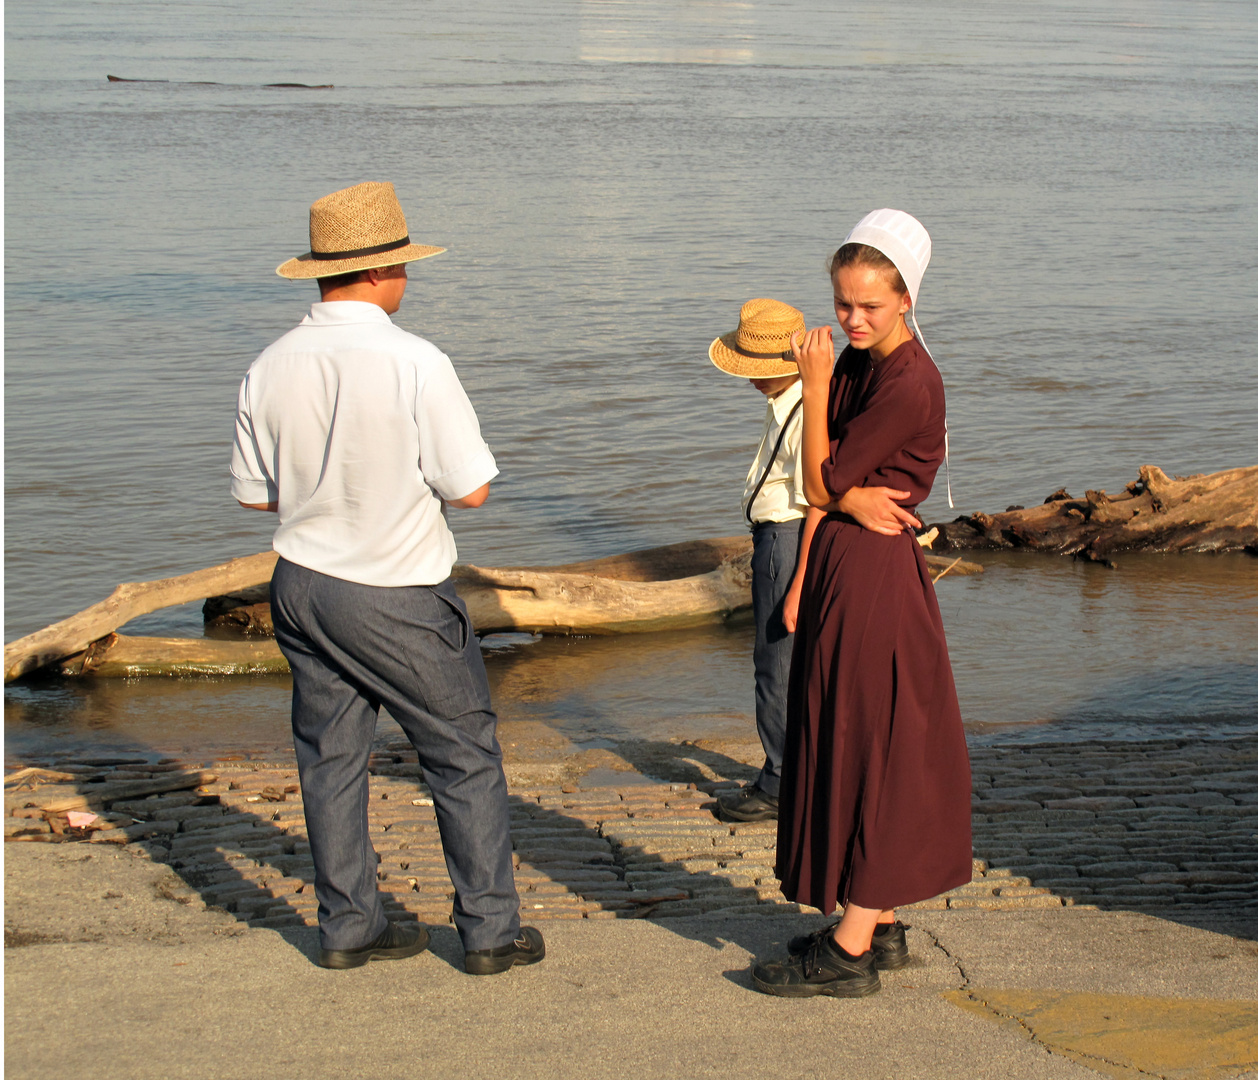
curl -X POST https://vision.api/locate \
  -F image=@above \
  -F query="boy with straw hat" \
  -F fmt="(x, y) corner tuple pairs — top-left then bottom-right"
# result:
(709, 299), (826, 823)
(231, 181), (544, 975)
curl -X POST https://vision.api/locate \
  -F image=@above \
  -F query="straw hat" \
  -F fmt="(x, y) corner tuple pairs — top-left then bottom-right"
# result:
(842, 208), (931, 307)
(709, 298), (805, 378)
(276, 181), (446, 279)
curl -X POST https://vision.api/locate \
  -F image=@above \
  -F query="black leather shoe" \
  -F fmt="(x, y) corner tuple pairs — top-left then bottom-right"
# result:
(752, 935), (880, 998)
(318, 920), (430, 970)
(788, 920), (910, 971)
(464, 926), (546, 975)
(716, 785), (779, 822)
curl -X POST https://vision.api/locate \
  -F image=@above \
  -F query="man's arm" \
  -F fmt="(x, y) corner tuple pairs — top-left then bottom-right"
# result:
(444, 482), (490, 509)
(237, 500), (278, 512)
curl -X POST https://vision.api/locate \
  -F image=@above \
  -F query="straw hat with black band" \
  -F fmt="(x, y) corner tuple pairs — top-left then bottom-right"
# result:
(277, 181), (445, 279)
(709, 298), (805, 379)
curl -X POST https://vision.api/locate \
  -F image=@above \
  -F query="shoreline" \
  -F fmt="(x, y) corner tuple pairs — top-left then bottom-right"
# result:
(7, 728), (1256, 938)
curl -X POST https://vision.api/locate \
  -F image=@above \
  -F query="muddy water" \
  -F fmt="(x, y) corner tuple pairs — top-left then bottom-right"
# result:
(5, 0), (1257, 759)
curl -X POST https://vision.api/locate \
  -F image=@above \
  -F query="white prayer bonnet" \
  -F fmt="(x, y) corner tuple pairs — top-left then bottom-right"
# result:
(841, 208), (931, 308)
(841, 208), (953, 508)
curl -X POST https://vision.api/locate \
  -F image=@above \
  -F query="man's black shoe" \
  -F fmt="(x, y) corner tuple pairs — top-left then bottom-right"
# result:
(716, 785), (779, 822)
(752, 934), (880, 998)
(787, 920), (910, 971)
(464, 925), (546, 975)
(318, 920), (430, 970)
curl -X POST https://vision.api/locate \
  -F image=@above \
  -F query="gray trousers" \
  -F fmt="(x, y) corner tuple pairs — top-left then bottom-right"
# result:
(269, 558), (520, 952)
(751, 520), (803, 797)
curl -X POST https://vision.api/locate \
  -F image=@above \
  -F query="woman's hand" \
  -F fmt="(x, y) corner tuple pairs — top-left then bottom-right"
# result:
(782, 579), (803, 633)
(835, 486), (921, 536)
(790, 326), (834, 392)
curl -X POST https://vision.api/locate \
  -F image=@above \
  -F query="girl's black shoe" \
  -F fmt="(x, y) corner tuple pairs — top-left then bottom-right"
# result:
(787, 919), (910, 970)
(752, 935), (881, 998)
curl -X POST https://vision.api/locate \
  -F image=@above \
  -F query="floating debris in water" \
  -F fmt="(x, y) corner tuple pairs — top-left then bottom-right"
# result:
(106, 75), (333, 88)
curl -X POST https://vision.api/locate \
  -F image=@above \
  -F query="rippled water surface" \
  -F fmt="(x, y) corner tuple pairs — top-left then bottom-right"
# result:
(5, 0), (1256, 755)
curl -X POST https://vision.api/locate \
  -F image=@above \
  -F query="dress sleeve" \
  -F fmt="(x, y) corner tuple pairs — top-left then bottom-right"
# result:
(821, 361), (929, 498)
(414, 351), (500, 501)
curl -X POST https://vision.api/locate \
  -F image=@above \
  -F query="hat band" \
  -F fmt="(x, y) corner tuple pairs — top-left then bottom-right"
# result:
(733, 343), (794, 360)
(311, 235), (411, 261)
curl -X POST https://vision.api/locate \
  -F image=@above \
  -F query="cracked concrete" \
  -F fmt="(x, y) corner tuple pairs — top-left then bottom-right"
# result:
(919, 923), (974, 988)
(6, 841), (1257, 1080)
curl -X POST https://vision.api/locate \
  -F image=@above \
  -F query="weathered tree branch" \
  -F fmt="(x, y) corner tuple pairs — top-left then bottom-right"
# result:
(59, 635), (289, 679)
(203, 536), (982, 640)
(7, 536), (983, 680)
(3, 552), (278, 683)
(929, 465), (1258, 562)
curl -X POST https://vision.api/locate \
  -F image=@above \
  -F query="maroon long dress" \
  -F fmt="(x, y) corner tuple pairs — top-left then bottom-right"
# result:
(775, 336), (973, 914)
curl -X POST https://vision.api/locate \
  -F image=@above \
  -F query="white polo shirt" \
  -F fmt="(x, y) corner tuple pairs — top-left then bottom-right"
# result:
(230, 301), (498, 587)
(742, 378), (809, 524)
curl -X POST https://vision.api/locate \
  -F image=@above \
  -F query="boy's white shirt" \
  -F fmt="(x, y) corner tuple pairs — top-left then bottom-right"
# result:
(742, 379), (810, 524)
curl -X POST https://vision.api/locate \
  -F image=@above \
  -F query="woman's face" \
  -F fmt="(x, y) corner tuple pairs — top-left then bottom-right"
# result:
(832, 264), (911, 356)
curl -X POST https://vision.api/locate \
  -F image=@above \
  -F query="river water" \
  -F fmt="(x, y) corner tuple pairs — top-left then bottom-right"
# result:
(5, 0), (1256, 758)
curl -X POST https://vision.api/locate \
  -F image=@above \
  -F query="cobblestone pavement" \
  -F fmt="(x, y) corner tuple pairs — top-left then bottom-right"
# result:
(968, 736), (1258, 933)
(6, 735), (1256, 937)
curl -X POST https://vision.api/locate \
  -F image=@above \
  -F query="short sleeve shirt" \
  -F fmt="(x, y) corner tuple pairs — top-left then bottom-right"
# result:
(230, 301), (498, 586)
(742, 379), (809, 524)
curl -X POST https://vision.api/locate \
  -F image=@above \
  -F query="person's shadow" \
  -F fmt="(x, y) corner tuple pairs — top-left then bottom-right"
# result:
(4, 717), (817, 981)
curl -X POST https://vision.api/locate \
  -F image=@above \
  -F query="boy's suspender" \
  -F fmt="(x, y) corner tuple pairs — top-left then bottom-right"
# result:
(745, 399), (803, 526)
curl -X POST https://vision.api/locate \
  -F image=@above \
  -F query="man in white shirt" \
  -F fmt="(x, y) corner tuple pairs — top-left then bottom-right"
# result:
(232, 181), (543, 974)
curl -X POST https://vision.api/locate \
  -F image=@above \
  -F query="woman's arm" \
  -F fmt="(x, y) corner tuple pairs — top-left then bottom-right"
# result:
(790, 329), (921, 536)
(782, 505), (825, 633)
(791, 327), (839, 511)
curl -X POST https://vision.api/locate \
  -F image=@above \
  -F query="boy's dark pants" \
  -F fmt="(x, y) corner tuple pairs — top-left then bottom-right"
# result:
(270, 557), (520, 953)
(750, 519), (803, 797)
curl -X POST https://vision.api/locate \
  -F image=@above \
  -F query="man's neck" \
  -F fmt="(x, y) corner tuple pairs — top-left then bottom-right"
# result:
(319, 286), (391, 310)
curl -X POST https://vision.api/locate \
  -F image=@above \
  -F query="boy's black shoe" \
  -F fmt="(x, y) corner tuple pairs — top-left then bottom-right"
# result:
(318, 920), (430, 970)
(716, 785), (779, 822)
(787, 920), (910, 971)
(464, 926), (546, 975)
(752, 934), (881, 998)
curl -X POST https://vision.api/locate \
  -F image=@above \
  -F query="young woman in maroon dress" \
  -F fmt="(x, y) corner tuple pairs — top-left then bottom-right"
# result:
(753, 210), (973, 998)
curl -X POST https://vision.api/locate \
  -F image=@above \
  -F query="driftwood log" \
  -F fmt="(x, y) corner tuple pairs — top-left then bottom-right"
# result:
(6, 536), (980, 681)
(204, 535), (983, 639)
(55, 634), (288, 679)
(929, 465), (1258, 563)
(3, 552), (279, 684)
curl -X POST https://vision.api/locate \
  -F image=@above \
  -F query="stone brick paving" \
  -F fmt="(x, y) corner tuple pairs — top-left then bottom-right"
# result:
(6, 734), (1255, 935)
(968, 735), (1258, 928)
